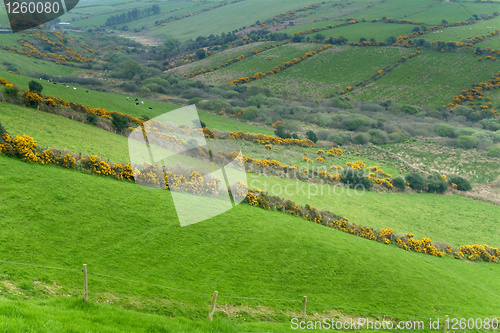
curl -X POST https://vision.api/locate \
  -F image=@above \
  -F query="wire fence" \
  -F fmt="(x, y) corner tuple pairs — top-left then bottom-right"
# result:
(0, 258), (459, 321)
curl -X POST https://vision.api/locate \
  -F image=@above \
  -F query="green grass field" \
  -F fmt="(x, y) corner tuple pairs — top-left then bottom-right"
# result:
(353, 0), (438, 21)
(1, 100), (497, 250)
(352, 50), (500, 107)
(248, 174), (500, 248)
(0, 297), (294, 333)
(0, 51), (80, 76)
(169, 41), (281, 76)
(406, 1), (500, 25)
(0, 72), (274, 135)
(146, 0), (322, 40)
(414, 15), (500, 43)
(1, 154), (500, 327)
(250, 46), (412, 100)
(196, 43), (320, 84)
(285, 22), (415, 43)
(71, 1), (214, 29)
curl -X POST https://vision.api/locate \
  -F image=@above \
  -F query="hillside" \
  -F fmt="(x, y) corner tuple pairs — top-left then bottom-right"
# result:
(1, 154), (500, 325)
(1, 0), (500, 330)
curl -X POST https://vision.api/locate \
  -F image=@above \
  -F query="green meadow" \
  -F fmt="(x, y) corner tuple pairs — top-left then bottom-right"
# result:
(252, 46), (412, 99)
(352, 50), (500, 107)
(286, 22), (415, 43)
(0, 72), (273, 135)
(1, 154), (499, 326)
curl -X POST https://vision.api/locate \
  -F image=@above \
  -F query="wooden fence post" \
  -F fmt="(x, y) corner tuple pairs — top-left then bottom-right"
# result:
(302, 296), (307, 322)
(208, 291), (218, 321)
(83, 264), (88, 302)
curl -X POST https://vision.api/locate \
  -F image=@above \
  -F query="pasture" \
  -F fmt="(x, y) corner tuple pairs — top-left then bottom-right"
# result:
(1, 154), (499, 323)
(352, 50), (500, 107)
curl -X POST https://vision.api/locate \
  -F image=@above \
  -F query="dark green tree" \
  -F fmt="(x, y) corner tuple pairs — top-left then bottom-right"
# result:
(111, 113), (129, 133)
(305, 130), (318, 143)
(28, 80), (43, 94)
(405, 172), (426, 191)
(195, 49), (206, 60)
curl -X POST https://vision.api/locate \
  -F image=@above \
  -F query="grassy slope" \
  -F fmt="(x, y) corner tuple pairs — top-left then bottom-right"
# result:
(286, 22), (415, 42)
(196, 43), (320, 84)
(415, 15), (500, 43)
(353, 0), (439, 21)
(169, 41), (280, 76)
(0, 51), (80, 76)
(352, 50), (500, 107)
(248, 174), (500, 248)
(146, 0), (323, 40)
(0, 72), (274, 135)
(406, 1), (500, 25)
(0, 298), (291, 333)
(1, 102), (498, 255)
(251, 46), (412, 99)
(72, 1), (213, 28)
(1, 154), (500, 324)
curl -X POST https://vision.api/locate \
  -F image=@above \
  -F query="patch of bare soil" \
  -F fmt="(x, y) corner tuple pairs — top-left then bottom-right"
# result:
(113, 31), (162, 47)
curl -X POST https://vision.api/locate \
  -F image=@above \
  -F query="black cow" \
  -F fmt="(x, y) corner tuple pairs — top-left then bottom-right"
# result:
(149, 107), (152, 110)
(136, 103), (139, 106)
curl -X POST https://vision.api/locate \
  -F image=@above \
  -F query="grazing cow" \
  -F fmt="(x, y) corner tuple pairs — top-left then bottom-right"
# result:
(136, 103), (139, 106)
(73, 87), (76, 90)
(53, 82), (57, 84)
(135, 99), (138, 101)
(127, 97), (130, 100)
(141, 101), (144, 104)
(86, 91), (89, 93)
(149, 107), (152, 110)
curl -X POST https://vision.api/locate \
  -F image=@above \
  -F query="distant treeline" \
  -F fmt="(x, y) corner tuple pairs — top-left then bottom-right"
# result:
(105, 5), (160, 26)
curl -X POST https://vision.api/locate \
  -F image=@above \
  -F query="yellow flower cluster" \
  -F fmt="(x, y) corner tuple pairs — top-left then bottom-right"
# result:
(459, 244), (500, 262)
(0, 133), (76, 168)
(316, 156), (325, 163)
(228, 131), (315, 147)
(264, 144), (272, 150)
(327, 148), (343, 156)
(396, 234), (445, 257)
(449, 71), (500, 111)
(346, 161), (365, 170)
(316, 150), (325, 155)
(303, 157), (313, 163)
(0, 78), (14, 88)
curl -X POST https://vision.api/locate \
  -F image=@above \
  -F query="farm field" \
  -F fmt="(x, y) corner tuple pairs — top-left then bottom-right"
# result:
(145, 0), (323, 40)
(248, 174), (500, 248)
(71, 1), (215, 29)
(351, 50), (500, 107)
(0, 71), (275, 135)
(170, 41), (282, 76)
(195, 43), (321, 84)
(1, 100), (497, 251)
(414, 15), (500, 43)
(352, 0), (438, 21)
(0, 52), (80, 76)
(286, 22), (416, 43)
(1, 154), (500, 324)
(2, 0), (500, 330)
(248, 46), (413, 99)
(406, 1), (500, 25)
